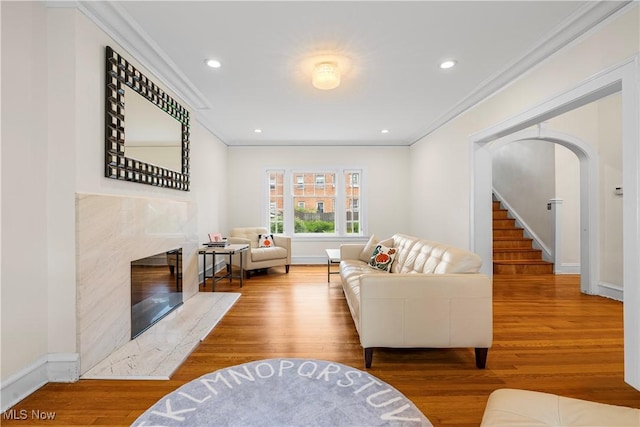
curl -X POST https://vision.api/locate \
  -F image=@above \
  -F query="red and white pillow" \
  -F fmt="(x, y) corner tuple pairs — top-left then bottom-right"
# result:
(258, 233), (275, 248)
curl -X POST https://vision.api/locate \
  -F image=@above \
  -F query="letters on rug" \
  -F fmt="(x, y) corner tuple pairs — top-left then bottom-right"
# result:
(133, 358), (432, 426)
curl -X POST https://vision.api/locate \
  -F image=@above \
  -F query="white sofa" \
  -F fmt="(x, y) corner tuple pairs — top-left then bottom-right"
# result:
(481, 388), (640, 426)
(339, 234), (492, 368)
(227, 227), (291, 277)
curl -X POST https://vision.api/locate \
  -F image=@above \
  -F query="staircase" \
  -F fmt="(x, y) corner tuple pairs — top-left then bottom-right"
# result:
(493, 199), (554, 274)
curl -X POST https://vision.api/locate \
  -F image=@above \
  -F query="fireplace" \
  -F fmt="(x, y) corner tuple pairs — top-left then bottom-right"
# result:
(131, 248), (183, 339)
(77, 193), (198, 374)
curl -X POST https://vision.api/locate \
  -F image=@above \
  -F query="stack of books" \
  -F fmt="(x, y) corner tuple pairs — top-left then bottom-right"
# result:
(204, 239), (228, 248)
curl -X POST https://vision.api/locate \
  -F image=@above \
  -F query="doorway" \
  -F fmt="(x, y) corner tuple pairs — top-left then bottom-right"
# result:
(488, 127), (599, 291)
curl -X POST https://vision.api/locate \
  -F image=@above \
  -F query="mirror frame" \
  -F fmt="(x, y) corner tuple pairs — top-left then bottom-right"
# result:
(105, 46), (190, 191)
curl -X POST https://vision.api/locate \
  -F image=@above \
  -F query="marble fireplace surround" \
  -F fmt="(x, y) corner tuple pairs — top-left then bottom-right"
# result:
(76, 193), (198, 375)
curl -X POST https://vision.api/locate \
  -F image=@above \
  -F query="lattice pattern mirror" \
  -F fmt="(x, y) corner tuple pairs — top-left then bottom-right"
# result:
(105, 46), (190, 191)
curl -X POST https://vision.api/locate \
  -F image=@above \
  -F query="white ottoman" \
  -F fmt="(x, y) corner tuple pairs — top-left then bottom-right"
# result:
(481, 388), (640, 426)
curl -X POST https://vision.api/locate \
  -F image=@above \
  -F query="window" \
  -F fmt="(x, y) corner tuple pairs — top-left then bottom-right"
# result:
(266, 169), (363, 236)
(267, 171), (284, 233)
(345, 171), (361, 234)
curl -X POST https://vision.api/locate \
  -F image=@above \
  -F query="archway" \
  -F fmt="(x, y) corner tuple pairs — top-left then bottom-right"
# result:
(469, 58), (639, 389)
(488, 126), (599, 294)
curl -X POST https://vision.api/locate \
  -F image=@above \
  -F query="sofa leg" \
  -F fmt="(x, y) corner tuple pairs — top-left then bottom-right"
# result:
(364, 348), (373, 369)
(285, 265), (290, 273)
(475, 348), (488, 369)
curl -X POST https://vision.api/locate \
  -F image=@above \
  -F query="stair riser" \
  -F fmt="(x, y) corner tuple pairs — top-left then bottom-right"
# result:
(493, 229), (524, 238)
(493, 240), (533, 249)
(493, 210), (509, 219)
(493, 218), (516, 227)
(493, 263), (554, 274)
(493, 251), (543, 260)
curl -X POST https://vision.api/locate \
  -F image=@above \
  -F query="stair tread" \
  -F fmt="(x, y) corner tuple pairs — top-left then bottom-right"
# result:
(493, 260), (553, 265)
(493, 236), (532, 241)
(493, 248), (541, 252)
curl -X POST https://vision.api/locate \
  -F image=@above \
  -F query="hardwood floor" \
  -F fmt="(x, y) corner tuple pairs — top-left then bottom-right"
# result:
(4, 266), (640, 426)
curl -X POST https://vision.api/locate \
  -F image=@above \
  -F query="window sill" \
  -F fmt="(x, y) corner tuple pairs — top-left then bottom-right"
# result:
(289, 235), (368, 243)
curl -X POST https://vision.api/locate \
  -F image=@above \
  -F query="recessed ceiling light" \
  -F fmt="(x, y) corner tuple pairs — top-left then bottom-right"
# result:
(254, 129), (263, 133)
(205, 58), (221, 69)
(440, 60), (457, 69)
(381, 129), (390, 134)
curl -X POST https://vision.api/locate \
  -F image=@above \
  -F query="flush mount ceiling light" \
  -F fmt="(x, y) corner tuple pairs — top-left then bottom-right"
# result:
(440, 59), (457, 69)
(312, 61), (341, 90)
(205, 58), (222, 69)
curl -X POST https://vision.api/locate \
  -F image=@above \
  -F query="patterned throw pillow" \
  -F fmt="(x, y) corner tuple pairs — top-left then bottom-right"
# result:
(369, 244), (397, 272)
(258, 233), (275, 248)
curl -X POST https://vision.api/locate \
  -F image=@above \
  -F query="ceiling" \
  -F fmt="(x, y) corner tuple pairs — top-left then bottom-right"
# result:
(79, 1), (627, 146)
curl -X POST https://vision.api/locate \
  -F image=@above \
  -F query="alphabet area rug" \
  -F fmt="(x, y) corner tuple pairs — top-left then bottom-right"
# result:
(133, 358), (432, 426)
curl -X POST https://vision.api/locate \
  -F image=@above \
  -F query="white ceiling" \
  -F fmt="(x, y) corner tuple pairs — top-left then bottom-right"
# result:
(80, 1), (627, 146)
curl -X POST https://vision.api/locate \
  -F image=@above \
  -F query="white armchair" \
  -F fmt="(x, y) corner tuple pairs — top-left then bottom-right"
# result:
(228, 227), (291, 277)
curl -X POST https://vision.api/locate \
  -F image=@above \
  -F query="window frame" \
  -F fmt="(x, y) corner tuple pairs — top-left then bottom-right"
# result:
(265, 168), (365, 239)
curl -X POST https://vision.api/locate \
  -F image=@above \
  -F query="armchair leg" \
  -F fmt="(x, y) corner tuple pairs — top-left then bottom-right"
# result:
(285, 265), (290, 273)
(475, 348), (488, 369)
(364, 348), (373, 368)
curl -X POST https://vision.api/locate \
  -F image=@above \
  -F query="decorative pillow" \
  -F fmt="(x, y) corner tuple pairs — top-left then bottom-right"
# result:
(369, 244), (397, 272)
(359, 235), (379, 262)
(258, 233), (275, 248)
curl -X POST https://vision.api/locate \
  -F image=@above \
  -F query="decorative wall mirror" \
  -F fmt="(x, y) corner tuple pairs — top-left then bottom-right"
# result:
(105, 46), (190, 191)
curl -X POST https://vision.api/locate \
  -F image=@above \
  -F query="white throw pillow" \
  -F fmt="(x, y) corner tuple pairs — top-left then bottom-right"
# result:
(359, 235), (379, 262)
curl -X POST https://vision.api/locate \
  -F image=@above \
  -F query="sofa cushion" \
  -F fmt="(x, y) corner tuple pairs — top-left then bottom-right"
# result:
(339, 260), (384, 333)
(258, 233), (275, 248)
(251, 246), (288, 262)
(368, 244), (398, 272)
(231, 227), (268, 248)
(390, 234), (482, 274)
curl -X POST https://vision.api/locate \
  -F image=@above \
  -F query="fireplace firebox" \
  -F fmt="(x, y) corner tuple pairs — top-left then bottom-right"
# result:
(131, 249), (183, 339)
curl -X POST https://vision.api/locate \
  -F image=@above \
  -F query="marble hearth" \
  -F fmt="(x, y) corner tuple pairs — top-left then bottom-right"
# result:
(76, 193), (198, 375)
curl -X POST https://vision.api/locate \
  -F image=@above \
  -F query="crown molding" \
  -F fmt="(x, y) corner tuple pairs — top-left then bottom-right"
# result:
(73, 1), (211, 111)
(54, 1), (632, 146)
(410, 0), (634, 145)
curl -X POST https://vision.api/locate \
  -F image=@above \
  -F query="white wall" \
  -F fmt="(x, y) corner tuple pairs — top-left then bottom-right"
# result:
(598, 94), (623, 287)
(226, 145), (410, 262)
(546, 94), (623, 284)
(1, 4), (228, 409)
(553, 144), (581, 267)
(1, 0), (50, 388)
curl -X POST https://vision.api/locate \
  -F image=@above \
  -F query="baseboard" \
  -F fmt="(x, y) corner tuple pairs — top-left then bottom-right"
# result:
(198, 260), (227, 282)
(599, 281), (623, 301)
(555, 263), (581, 274)
(47, 353), (80, 382)
(1, 353), (79, 412)
(292, 256), (327, 265)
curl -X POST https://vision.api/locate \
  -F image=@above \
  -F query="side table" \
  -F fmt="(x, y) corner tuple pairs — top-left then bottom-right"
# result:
(325, 248), (341, 283)
(199, 243), (249, 291)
